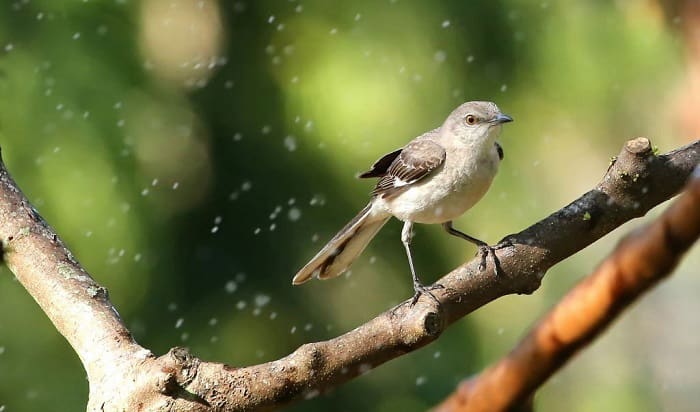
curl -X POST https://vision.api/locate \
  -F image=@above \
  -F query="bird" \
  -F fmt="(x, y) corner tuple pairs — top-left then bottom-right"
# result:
(292, 101), (513, 304)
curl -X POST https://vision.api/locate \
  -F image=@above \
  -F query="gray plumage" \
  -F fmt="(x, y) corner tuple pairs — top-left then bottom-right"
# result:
(293, 101), (512, 296)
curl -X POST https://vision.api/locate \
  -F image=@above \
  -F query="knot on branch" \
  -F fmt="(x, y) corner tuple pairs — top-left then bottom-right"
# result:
(394, 303), (446, 347)
(295, 343), (326, 374)
(625, 137), (653, 155)
(158, 347), (199, 396)
(599, 137), (657, 213)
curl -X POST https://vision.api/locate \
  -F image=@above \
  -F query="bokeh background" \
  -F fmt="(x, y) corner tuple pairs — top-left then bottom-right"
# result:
(0, 1), (698, 411)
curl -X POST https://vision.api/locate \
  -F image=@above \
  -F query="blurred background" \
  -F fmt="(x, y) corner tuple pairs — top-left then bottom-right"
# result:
(0, 1), (698, 411)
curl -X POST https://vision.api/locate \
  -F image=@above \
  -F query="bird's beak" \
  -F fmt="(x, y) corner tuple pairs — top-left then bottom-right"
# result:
(491, 113), (513, 124)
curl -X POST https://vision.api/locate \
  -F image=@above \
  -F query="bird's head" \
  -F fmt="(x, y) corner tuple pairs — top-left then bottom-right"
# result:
(441, 101), (513, 146)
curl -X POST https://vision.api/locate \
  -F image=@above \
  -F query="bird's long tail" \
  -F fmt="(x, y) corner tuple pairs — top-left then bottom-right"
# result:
(293, 202), (390, 284)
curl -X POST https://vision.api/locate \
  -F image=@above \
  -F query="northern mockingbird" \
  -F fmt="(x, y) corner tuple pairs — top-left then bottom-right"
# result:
(293, 101), (513, 303)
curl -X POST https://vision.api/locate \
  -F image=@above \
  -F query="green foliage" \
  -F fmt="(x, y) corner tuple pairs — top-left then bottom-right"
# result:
(0, 1), (692, 411)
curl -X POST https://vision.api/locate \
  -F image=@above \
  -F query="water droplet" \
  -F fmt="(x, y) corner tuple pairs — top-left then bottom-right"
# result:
(254, 294), (271, 307)
(225, 280), (237, 293)
(434, 50), (447, 63)
(309, 194), (326, 206)
(284, 135), (297, 151)
(304, 389), (320, 400)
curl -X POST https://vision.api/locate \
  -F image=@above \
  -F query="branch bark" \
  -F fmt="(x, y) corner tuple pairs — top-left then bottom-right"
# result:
(433, 163), (700, 412)
(0, 138), (697, 411)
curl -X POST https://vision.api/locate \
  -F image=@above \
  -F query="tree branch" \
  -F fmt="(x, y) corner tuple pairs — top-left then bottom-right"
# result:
(1, 138), (697, 410)
(0, 149), (153, 407)
(433, 160), (700, 412)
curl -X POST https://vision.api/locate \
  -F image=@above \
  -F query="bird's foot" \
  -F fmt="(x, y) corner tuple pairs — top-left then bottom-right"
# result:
(476, 240), (512, 276)
(410, 282), (444, 307)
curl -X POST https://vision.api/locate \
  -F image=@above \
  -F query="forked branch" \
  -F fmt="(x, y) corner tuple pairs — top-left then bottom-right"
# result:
(0, 138), (697, 410)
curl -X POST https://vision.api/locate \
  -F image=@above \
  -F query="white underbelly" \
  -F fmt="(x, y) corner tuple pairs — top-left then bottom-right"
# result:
(383, 175), (493, 223)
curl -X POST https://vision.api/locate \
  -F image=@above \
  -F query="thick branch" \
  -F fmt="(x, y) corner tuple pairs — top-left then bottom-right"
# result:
(0, 151), (151, 403)
(170, 138), (697, 410)
(0, 138), (697, 411)
(433, 164), (700, 412)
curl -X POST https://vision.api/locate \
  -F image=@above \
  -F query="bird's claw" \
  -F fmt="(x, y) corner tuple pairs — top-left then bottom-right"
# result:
(410, 282), (444, 307)
(493, 239), (514, 251)
(476, 242), (509, 276)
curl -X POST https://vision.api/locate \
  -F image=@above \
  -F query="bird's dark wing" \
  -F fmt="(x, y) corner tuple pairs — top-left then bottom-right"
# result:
(371, 139), (446, 198)
(358, 148), (402, 178)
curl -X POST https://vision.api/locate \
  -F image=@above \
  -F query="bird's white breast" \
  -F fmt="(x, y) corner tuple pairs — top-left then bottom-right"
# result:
(378, 140), (501, 224)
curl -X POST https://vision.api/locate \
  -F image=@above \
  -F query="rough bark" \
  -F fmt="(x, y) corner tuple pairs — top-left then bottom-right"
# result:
(0, 138), (697, 411)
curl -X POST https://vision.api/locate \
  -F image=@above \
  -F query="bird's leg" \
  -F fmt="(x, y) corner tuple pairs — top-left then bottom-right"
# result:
(442, 221), (503, 276)
(401, 221), (443, 306)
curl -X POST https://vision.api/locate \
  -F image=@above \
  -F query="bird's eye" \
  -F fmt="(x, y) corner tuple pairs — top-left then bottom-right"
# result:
(465, 115), (477, 125)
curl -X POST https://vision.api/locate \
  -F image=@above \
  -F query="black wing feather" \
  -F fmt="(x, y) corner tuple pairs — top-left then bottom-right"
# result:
(358, 148), (402, 178)
(371, 140), (446, 198)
